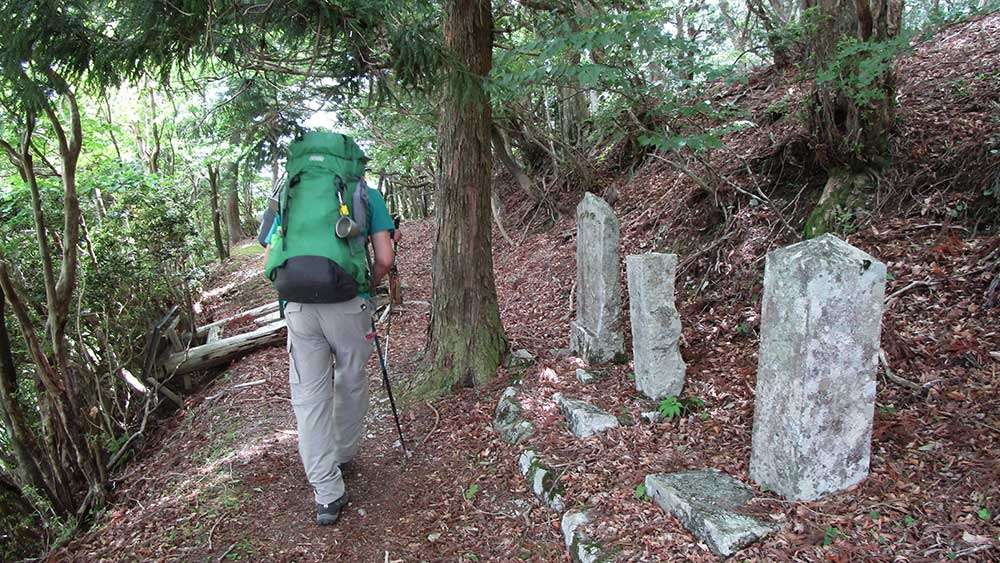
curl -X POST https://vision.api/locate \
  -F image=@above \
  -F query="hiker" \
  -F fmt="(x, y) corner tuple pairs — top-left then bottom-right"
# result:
(261, 132), (395, 526)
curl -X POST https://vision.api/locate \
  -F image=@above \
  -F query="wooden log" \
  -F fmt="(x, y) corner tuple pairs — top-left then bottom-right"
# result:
(164, 316), (183, 351)
(207, 324), (223, 343)
(165, 320), (286, 375)
(195, 301), (279, 338)
(254, 310), (281, 326)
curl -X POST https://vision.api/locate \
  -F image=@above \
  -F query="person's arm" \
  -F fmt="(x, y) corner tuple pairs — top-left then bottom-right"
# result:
(261, 212), (280, 266)
(370, 230), (393, 288)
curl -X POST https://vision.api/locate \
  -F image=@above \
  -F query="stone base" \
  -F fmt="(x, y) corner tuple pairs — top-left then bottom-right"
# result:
(570, 322), (625, 365)
(645, 470), (780, 558)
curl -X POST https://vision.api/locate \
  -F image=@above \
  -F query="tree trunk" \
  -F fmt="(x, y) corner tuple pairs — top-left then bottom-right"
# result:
(0, 291), (70, 513)
(418, 0), (506, 397)
(804, 0), (903, 171)
(208, 165), (229, 261)
(226, 160), (245, 244)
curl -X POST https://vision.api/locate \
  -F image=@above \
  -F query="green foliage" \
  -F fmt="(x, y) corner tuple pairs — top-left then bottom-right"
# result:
(878, 404), (898, 416)
(658, 395), (706, 420)
(977, 507), (992, 521)
(633, 483), (651, 502)
(463, 483), (480, 501)
(822, 525), (842, 546)
(816, 36), (910, 110)
(658, 396), (683, 419)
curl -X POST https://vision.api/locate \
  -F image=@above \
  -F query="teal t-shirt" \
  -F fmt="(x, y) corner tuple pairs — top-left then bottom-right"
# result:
(265, 186), (393, 298)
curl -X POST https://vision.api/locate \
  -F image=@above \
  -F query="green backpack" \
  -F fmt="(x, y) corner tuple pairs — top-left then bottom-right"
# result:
(264, 131), (371, 303)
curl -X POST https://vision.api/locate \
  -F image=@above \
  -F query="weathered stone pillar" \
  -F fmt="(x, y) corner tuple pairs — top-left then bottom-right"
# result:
(750, 234), (886, 501)
(626, 253), (686, 399)
(570, 193), (624, 364)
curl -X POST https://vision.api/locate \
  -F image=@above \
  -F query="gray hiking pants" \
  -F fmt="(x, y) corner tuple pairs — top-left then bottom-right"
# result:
(285, 298), (373, 504)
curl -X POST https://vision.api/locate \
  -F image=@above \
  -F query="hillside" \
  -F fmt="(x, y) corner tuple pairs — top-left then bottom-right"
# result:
(58, 15), (999, 561)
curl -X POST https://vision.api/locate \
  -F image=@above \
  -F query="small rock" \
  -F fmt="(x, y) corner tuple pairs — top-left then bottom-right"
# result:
(506, 348), (536, 370)
(640, 411), (663, 424)
(494, 386), (535, 445)
(553, 393), (620, 438)
(427, 532), (442, 543)
(357, 508), (366, 517)
(518, 450), (565, 511)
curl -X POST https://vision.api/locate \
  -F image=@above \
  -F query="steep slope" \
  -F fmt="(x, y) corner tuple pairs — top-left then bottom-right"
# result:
(486, 12), (999, 561)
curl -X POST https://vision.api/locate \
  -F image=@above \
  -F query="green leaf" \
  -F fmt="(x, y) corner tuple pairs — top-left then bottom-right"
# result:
(822, 526), (841, 546)
(658, 396), (682, 419)
(634, 484), (649, 501)
(870, 510), (881, 520)
(903, 514), (916, 527)
(977, 507), (992, 521)
(464, 483), (479, 501)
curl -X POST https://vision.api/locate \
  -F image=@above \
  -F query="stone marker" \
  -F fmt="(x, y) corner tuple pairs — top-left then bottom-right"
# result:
(646, 470), (781, 558)
(626, 253), (686, 399)
(553, 393), (620, 438)
(518, 450), (565, 511)
(494, 387), (535, 445)
(750, 233), (886, 501)
(571, 193), (625, 364)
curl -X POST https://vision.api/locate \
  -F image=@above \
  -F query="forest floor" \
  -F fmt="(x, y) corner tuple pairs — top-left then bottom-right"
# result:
(59, 14), (1000, 563)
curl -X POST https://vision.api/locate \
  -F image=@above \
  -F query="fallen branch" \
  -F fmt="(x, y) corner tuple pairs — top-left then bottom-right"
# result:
(879, 348), (926, 394)
(205, 378), (268, 401)
(885, 279), (942, 309)
(417, 400), (440, 450)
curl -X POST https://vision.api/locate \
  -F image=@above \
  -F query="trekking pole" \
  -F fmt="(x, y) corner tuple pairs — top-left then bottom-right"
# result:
(363, 244), (409, 458)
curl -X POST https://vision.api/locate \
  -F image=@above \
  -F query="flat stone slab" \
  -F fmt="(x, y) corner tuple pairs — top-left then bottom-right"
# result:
(553, 393), (620, 438)
(645, 470), (780, 558)
(518, 450), (565, 511)
(494, 387), (535, 445)
(562, 509), (610, 563)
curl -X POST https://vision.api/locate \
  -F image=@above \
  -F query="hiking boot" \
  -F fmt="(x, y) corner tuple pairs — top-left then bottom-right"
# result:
(316, 493), (349, 526)
(338, 460), (355, 475)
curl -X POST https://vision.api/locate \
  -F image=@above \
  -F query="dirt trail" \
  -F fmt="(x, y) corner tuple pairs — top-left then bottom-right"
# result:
(61, 226), (564, 561)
